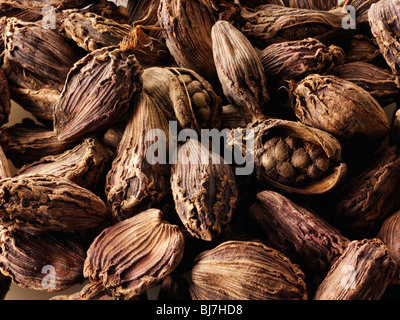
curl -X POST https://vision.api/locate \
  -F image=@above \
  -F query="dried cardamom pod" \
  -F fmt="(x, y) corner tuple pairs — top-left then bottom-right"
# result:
(53, 46), (143, 142)
(83, 208), (185, 300)
(170, 138), (238, 241)
(212, 20), (269, 121)
(158, 0), (218, 81)
(2, 18), (80, 123)
(289, 74), (390, 153)
(282, 0), (338, 10)
(314, 239), (396, 300)
(0, 0), (95, 10)
(16, 136), (112, 192)
(221, 104), (252, 129)
(190, 240), (308, 300)
(369, 0), (400, 75)
(343, 35), (381, 63)
(0, 118), (75, 168)
(259, 38), (344, 92)
(127, 0), (159, 25)
(143, 67), (222, 132)
(336, 146), (400, 237)
(329, 61), (400, 106)
(105, 93), (171, 222)
(239, 4), (346, 48)
(0, 69), (10, 128)
(239, 0), (284, 9)
(250, 190), (350, 274)
(236, 118), (347, 194)
(377, 210), (400, 284)
(0, 146), (11, 180)
(83, 0), (129, 24)
(58, 10), (170, 66)
(0, 2), (43, 22)
(0, 174), (110, 233)
(0, 227), (87, 292)
(342, 0), (380, 25)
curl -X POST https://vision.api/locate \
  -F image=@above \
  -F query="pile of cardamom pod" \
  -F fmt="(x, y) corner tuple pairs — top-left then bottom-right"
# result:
(0, 0), (400, 300)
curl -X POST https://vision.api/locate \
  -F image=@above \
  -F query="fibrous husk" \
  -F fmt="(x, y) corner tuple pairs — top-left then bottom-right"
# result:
(83, 208), (185, 300)
(16, 136), (112, 192)
(0, 226), (87, 292)
(0, 174), (110, 233)
(314, 239), (396, 300)
(158, 0), (218, 81)
(58, 10), (170, 66)
(105, 93), (171, 222)
(368, 0), (400, 75)
(259, 37), (344, 92)
(289, 74), (390, 153)
(282, 0), (338, 10)
(329, 61), (400, 106)
(190, 240), (308, 300)
(212, 20), (269, 121)
(2, 18), (80, 123)
(142, 66), (222, 133)
(53, 45), (143, 142)
(170, 138), (238, 241)
(250, 190), (350, 274)
(239, 4), (347, 48)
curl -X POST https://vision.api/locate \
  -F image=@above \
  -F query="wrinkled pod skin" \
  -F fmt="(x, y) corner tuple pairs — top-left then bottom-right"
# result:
(190, 240), (308, 300)
(84, 208), (185, 300)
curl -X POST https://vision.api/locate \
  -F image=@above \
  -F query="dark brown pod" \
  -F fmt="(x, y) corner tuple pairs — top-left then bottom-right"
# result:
(329, 61), (400, 106)
(250, 190), (350, 274)
(369, 0), (400, 75)
(2, 18), (80, 123)
(84, 208), (185, 300)
(212, 20), (269, 121)
(336, 146), (400, 236)
(190, 240), (308, 300)
(105, 93), (171, 222)
(53, 46), (143, 142)
(377, 210), (400, 284)
(0, 118), (76, 168)
(282, 0), (338, 10)
(259, 38), (344, 92)
(58, 10), (170, 66)
(142, 67), (222, 132)
(343, 35), (381, 63)
(314, 239), (396, 300)
(239, 4), (346, 48)
(239, 0), (284, 9)
(127, 0), (160, 26)
(0, 227), (87, 292)
(158, 274), (191, 300)
(290, 74), (390, 153)
(158, 0), (218, 81)
(342, 0), (380, 25)
(0, 174), (110, 233)
(82, 0), (129, 24)
(0, 0), (95, 10)
(16, 136), (112, 192)
(170, 138), (238, 241)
